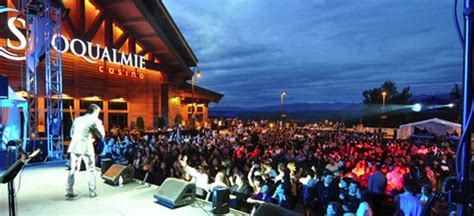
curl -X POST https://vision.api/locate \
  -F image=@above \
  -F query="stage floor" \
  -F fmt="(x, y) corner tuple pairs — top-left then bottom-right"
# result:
(0, 162), (249, 216)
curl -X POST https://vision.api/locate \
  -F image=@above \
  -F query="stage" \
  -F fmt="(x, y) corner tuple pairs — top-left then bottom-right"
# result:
(0, 162), (249, 216)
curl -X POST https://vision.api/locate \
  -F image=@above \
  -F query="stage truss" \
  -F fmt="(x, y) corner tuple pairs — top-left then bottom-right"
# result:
(21, 0), (63, 160)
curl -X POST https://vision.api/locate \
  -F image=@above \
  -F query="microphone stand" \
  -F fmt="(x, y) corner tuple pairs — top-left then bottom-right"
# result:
(1, 149), (40, 216)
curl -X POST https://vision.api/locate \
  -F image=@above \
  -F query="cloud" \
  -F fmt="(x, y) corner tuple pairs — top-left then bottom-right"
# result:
(163, 0), (463, 107)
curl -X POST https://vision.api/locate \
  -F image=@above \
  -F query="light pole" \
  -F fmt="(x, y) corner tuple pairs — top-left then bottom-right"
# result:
(381, 91), (387, 115)
(191, 67), (201, 130)
(280, 90), (287, 118)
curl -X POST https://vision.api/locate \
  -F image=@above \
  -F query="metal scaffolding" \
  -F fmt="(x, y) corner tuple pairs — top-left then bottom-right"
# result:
(21, 0), (63, 160)
(44, 2), (63, 160)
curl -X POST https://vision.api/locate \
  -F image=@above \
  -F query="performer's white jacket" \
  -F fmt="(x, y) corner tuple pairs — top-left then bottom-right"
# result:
(67, 114), (105, 156)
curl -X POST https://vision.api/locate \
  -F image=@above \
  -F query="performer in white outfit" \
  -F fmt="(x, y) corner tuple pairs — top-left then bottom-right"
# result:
(66, 104), (105, 198)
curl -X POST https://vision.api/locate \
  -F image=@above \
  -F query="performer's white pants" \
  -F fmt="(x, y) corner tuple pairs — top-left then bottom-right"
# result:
(66, 153), (96, 194)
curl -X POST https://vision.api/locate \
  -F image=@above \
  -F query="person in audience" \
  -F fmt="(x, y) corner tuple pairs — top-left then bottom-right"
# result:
(230, 172), (252, 199)
(338, 177), (352, 194)
(416, 183), (432, 207)
(247, 184), (273, 204)
(341, 180), (362, 214)
(367, 163), (386, 214)
(386, 165), (404, 196)
(248, 164), (263, 193)
(179, 155), (209, 190)
(325, 158), (339, 176)
(209, 171), (228, 190)
(272, 183), (289, 207)
(393, 178), (423, 216)
(355, 190), (373, 216)
(313, 170), (339, 215)
(326, 201), (343, 216)
(298, 169), (315, 215)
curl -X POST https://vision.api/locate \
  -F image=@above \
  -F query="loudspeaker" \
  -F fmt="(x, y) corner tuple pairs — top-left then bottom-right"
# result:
(102, 164), (134, 185)
(154, 178), (196, 209)
(0, 148), (17, 170)
(212, 186), (230, 214)
(26, 138), (47, 163)
(101, 158), (113, 174)
(252, 203), (302, 216)
(0, 74), (7, 99)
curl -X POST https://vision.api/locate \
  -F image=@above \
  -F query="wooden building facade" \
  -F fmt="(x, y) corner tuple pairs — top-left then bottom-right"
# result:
(0, 0), (223, 135)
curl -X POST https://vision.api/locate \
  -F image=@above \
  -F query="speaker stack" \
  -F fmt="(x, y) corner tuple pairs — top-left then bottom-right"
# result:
(0, 74), (8, 99)
(211, 186), (230, 214)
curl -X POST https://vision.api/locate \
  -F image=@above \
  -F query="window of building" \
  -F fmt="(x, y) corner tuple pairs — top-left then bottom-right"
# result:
(197, 106), (203, 113)
(80, 100), (103, 110)
(109, 113), (128, 129)
(108, 101), (128, 110)
(79, 112), (104, 120)
(187, 105), (194, 113)
(187, 104), (204, 114)
(43, 99), (74, 109)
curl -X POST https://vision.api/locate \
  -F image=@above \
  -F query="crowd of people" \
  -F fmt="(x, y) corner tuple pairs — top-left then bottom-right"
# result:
(98, 119), (459, 215)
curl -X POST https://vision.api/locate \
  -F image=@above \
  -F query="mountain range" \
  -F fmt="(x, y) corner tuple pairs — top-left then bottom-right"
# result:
(210, 102), (364, 113)
(210, 93), (455, 113)
(208, 93), (457, 122)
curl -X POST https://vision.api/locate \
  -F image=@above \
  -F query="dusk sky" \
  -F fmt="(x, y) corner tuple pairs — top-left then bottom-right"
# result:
(163, 0), (463, 107)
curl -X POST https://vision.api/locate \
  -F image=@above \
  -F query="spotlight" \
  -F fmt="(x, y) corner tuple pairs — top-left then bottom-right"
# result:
(448, 103), (455, 108)
(411, 103), (422, 112)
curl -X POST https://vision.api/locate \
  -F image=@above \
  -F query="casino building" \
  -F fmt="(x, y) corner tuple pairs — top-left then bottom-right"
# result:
(0, 0), (223, 134)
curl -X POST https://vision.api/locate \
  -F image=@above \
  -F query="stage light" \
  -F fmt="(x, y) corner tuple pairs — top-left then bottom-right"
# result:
(411, 103), (422, 112)
(448, 103), (455, 108)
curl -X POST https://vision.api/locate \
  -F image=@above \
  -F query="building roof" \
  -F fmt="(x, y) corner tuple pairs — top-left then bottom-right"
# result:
(95, 0), (197, 73)
(181, 83), (224, 103)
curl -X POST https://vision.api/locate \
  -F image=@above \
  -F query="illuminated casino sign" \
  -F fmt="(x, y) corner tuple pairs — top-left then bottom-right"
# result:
(0, 6), (147, 73)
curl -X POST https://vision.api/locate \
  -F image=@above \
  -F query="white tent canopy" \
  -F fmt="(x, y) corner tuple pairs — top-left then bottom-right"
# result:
(1, 86), (28, 149)
(397, 118), (461, 140)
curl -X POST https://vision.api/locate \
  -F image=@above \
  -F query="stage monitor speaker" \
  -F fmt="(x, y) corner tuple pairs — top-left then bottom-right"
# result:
(211, 186), (230, 214)
(0, 74), (7, 99)
(102, 164), (134, 185)
(101, 158), (113, 174)
(252, 203), (302, 216)
(154, 178), (196, 209)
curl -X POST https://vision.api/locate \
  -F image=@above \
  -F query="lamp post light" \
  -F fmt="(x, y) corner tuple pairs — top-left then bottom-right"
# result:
(381, 91), (387, 114)
(280, 90), (287, 118)
(191, 68), (201, 130)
